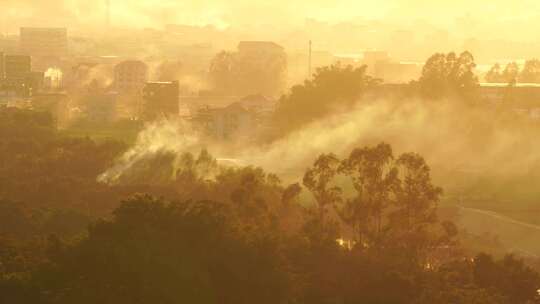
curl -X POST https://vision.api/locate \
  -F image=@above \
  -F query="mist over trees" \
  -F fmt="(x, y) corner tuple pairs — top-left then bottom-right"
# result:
(2, 138), (539, 303)
(0, 108), (127, 215)
(485, 59), (540, 84)
(3, 49), (540, 303)
(274, 64), (380, 135)
(486, 62), (520, 84)
(414, 51), (479, 101)
(519, 59), (540, 83)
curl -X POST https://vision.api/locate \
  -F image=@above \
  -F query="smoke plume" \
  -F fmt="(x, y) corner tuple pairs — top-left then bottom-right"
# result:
(99, 97), (540, 192)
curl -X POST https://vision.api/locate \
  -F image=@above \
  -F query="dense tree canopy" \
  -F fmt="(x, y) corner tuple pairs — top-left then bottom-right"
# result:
(35, 195), (291, 304)
(485, 63), (503, 83)
(519, 59), (540, 83)
(485, 62), (521, 84)
(416, 51), (479, 101)
(0, 108), (131, 215)
(0, 138), (539, 303)
(484, 60), (540, 84)
(274, 64), (380, 135)
(502, 62), (520, 84)
(2, 104), (540, 303)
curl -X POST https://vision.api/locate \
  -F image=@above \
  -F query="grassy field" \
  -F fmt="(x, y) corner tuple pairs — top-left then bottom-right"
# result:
(60, 120), (143, 145)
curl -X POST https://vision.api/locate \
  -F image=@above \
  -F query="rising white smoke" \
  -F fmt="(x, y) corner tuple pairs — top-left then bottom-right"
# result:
(99, 97), (540, 186)
(97, 119), (201, 184)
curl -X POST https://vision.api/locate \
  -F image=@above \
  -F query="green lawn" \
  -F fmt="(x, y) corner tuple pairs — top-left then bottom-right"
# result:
(60, 120), (143, 145)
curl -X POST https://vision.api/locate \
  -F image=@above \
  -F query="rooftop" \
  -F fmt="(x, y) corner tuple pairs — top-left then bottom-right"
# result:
(480, 82), (540, 88)
(238, 41), (284, 51)
(115, 60), (148, 69)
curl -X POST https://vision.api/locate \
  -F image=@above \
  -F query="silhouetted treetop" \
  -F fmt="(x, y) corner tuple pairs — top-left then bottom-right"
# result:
(274, 64), (380, 135)
(417, 51), (479, 101)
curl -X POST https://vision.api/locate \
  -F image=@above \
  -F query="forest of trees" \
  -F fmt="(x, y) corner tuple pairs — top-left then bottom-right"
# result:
(414, 51), (479, 101)
(2, 50), (540, 303)
(485, 59), (540, 84)
(274, 64), (380, 135)
(1, 106), (540, 303)
(272, 51), (480, 137)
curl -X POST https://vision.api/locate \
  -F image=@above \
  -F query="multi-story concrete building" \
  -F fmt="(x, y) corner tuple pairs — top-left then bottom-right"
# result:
(32, 93), (70, 127)
(238, 41), (285, 58)
(20, 27), (68, 57)
(0, 35), (19, 54)
(194, 102), (258, 141)
(362, 50), (391, 75)
(0, 52), (4, 79)
(142, 81), (179, 120)
(84, 92), (118, 123)
(235, 41), (287, 97)
(114, 60), (148, 93)
(0, 54), (43, 97)
(4, 55), (31, 79)
(373, 61), (423, 83)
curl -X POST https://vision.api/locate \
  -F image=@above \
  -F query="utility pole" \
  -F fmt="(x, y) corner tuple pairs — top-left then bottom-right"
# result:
(308, 40), (312, 78)
(106, 0), (111, 29)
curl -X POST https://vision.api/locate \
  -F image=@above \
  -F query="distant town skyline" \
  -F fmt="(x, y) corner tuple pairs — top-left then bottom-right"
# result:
(2, 0), (540, 40)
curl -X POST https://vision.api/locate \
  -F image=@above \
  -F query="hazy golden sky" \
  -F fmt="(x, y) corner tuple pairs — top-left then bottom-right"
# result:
(2, 0), (540, 37)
